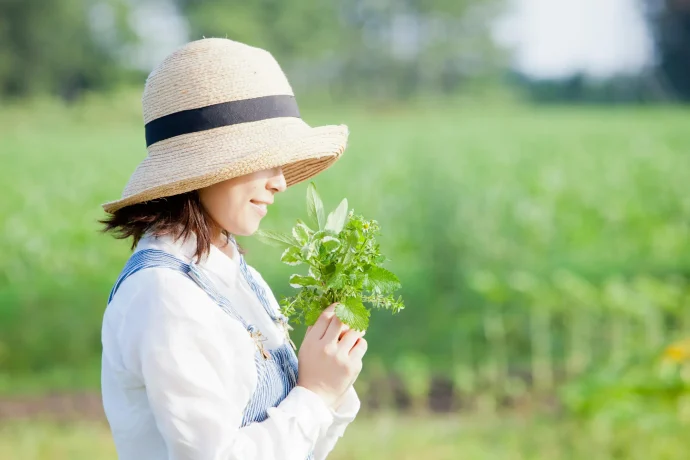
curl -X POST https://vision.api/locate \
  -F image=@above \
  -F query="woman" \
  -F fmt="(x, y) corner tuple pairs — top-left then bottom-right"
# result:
(100, 38), (367, 460)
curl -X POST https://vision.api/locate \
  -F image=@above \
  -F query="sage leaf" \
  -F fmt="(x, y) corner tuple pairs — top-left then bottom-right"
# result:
(255, 229), (299, 249)
(325, 198), (349, 234)
(307, 182), (326, 230)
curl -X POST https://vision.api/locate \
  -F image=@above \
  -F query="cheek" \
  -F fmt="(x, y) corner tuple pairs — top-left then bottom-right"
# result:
(199, 188), (228, 219)
(199, 187), (250, 229)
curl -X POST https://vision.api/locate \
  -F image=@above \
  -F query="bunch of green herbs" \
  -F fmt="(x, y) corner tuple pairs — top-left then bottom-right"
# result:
(256, 183), (404, 331)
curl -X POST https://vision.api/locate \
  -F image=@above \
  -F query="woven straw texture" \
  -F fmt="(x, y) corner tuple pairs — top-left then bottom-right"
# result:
(102, 38), (348, 213)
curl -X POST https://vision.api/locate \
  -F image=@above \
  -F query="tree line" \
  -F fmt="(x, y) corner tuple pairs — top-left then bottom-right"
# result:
(0, 0), (688, 102)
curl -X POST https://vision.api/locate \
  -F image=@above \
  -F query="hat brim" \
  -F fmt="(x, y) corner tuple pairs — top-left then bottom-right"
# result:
(102, 118), (348, 213)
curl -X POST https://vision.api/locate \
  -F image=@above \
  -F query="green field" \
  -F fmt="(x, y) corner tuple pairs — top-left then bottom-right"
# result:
(2, 93), (690, 457)
(3, 93), (690, 373)
(2, 413), (690, 460)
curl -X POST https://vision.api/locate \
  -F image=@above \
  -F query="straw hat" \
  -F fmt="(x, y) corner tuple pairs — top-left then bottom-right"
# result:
(102, 38), (349, 213)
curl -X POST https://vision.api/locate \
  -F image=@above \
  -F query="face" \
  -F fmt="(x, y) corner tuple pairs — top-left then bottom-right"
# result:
(198, 166), (287, 237)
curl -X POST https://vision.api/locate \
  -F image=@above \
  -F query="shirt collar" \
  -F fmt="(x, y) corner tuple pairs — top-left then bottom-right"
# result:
(135, 231), (240, 280)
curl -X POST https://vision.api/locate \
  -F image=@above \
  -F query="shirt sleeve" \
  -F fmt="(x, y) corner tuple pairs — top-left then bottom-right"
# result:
(312, 384), (362, 460)
(246, 265), (363, 459)
(117, 268), (335, 460)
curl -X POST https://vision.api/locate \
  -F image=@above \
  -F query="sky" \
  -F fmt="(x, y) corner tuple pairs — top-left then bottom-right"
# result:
(493, 0), (656, 80)
(118, 0), (657, 81)
(126, 0), (189, 71)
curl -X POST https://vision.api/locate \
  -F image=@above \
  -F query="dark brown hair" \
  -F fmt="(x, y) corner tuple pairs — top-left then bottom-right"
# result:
(100, 190), (245, 262)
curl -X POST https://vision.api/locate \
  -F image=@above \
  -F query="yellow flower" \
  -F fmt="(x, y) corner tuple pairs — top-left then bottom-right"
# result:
(663, 338), (690, 363)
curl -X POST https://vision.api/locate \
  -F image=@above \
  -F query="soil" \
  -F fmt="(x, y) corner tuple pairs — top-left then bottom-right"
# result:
(0, 374), (561, 421)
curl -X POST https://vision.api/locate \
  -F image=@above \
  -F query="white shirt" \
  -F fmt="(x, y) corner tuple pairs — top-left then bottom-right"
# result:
(101, 232), (360, 460)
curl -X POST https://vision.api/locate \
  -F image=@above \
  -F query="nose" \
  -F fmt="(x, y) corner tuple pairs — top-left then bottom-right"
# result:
(267, 167), (287, 193)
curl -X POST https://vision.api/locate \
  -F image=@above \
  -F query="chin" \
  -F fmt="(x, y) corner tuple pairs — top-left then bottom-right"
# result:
(235, 222), (261, 237)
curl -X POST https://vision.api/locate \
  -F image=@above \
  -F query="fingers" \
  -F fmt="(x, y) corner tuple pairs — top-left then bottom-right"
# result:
(337, 329), (364, 355)
(338, 327), (364, 342)
(308, 303), (337, 340)
(323, 313), (349, 343)
(349, 337), (368, 360)
(305, 303), (366, 344)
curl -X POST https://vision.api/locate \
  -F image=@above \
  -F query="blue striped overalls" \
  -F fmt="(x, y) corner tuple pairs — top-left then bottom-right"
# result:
(108, 242), (314, 459)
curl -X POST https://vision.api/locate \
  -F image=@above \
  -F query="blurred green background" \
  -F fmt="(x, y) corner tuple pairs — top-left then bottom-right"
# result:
(2, 0), (690, 459)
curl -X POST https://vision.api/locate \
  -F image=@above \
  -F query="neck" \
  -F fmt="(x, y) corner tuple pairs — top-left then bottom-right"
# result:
(210, 228), (236, 261)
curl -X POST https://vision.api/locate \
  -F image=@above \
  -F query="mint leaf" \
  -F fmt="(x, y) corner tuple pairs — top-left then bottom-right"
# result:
(320, 236), (341, 254)
(364, 266), (401, 294)
(289, 274), (321, 288)
(307, 182), (326, 230)
(292, 222), (311, 245)
(301, 241), (318, 260)
(325, 198), (349, 234)
(336, 298), (370, 331)
(281, 246), (302, 265)
(255, 229), (299, 249)
(296, 218), (314, 233)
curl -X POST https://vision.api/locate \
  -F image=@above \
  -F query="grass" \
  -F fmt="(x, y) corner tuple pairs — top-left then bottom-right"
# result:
(2, 92), (690, 456)
(3, 91), (690, 376)
(0, 364), (101, 397)
(0, 421), (115, 460)
(1, 413), (689, 460)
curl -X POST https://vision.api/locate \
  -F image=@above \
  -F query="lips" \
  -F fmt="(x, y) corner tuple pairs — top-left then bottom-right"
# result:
(250, 200), (268, 217)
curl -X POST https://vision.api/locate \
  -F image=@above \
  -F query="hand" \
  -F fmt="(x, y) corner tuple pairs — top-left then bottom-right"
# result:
(296, 304), (368, 410)
(310, 320), (365, 411)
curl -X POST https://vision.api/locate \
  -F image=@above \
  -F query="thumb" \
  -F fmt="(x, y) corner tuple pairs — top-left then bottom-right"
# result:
(305, 325), (313, 338)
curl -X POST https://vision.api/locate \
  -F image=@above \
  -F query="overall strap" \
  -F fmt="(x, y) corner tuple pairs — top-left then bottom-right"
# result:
(238, 254), (279, 321)
(230, 236), (296, 350)
(108, 249), (249, 329)
(108, 249), (189, 304)
(230, 235), (289, 324)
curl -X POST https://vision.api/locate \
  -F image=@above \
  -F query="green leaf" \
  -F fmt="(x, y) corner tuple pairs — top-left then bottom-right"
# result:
(345, 230), (359, 250)
(306, 182), (326, 230)
(342, 246), (357, 267)
(292, 222), (311, 245)
(322, 263), (341, 287)
(301, 241), (318, 260)
(392, 296), (405, 313)
(296, 218), (314, 232)
(254, 229), (299, 249)
(326, 266), (347, 289)
(352, 271), (367, 290)
(325, 198), (349, 234)
(336, 297), (370, 331)
(327, 275), (346, 290)
(364, 266), (401, 294)
(312, 229), (338, 242)
(289, 274), (321, 288)
(281, 246), (302, 265)
(349, 216), (364, 231)
(305, 300), (323, 326)
(320, 236), (341, 254)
